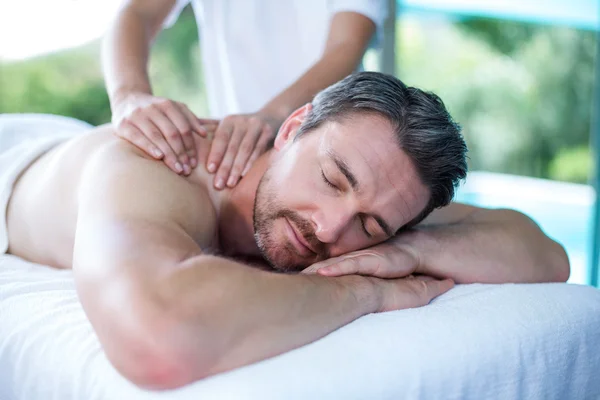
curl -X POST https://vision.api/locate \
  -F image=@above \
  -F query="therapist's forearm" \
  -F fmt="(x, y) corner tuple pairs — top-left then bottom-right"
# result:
(102, 6), (156, 105)
(260, 43), (367, 124)
(394, 209), (570, 284)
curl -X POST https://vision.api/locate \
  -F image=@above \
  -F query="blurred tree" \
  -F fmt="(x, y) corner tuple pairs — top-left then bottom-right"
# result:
(0, 10), (594, 185)
(0, 6), (206, 126)
(398, 16), (594, 183)
(459, 19), (594, 180)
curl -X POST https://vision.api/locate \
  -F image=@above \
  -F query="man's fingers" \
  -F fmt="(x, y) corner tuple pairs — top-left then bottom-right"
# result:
(132, 118), (183, 174)
(317, 252), (399, 278)
(317, 256), (363, 276)
(214, 124), (245, 189)
(227, 123), (262, 187)
(301, 257), (342, 274)
(414, 277), (454, 304)
(206, 120), (233, 174)
(118, 122), (163, 160)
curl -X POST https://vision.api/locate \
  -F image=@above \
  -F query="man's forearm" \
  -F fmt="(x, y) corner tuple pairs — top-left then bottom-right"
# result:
(102, 7), (155, 105)
(395, 209), (570, 284)
(157, 255), (376, 381)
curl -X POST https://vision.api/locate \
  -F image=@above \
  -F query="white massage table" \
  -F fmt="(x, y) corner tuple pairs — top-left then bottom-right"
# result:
(1, 114), (599, 399)
(1, 254), (599, 400)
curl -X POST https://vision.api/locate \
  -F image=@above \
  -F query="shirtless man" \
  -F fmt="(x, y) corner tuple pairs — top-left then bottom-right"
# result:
(2, 73), (569, 390)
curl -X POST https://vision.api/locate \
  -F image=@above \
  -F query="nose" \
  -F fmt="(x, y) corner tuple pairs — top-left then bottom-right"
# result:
(311, 202), (354, 244)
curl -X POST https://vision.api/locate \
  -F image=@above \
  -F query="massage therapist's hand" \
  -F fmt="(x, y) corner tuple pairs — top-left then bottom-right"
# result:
(111, 91), (212, 175)
(207, 112), (278, 190)
(302, 241), (421, 279)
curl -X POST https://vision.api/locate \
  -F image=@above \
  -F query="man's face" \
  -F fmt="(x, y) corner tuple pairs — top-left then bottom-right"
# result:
(253, 113), (431, 272)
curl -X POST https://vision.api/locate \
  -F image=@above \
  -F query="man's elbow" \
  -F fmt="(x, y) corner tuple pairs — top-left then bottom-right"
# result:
(548, 239), (570, 282)
(504, 209), (570, 283)
(79, 287), (219, 390)
(106, 316), (220, 390)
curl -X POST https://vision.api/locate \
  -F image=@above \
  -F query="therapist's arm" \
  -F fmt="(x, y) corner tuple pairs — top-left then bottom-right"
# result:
(102, 0), (208, 176)
(207, 12), (376, 190)
(306, 203), (570, 284)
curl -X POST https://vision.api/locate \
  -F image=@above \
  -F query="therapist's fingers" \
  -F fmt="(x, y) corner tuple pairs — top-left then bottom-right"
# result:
(213, 123), (246, 189)
(174, 103), (206, 168)
(133, 117), (183, 174)
(118, 121), (164, 160)
(207, 117), (234, 174)
(241, 125), (273, 177)
(226, 119), (263, 187)
(156, 101), (196, 172)
(144, 108), (190, 174)
(176, 103), (208, 138)
(197, 118), (220, 127)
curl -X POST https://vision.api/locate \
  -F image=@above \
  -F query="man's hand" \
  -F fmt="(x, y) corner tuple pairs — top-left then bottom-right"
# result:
(363, 275), (454, 313)
(207, 112), (277, 190)
(112, 92), (213, 175)
(302, 241), (421, 279)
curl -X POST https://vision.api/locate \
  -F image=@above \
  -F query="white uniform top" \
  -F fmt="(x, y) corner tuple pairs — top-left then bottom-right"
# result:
(164, 0), (386, 118)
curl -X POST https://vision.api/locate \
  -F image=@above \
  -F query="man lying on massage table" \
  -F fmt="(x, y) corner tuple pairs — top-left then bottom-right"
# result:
(3, 72), (569, 390)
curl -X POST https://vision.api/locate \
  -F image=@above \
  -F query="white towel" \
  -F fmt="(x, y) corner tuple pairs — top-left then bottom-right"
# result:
(1, 253), (599, 400)
(0, 113), (91, 253)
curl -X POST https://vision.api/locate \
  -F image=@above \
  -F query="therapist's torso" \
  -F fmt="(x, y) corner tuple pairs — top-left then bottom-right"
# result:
(166, 0), (383, 118)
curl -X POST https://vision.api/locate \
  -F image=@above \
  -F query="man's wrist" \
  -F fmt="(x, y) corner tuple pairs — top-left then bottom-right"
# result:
(334, 274), (380, 315)
(389, 229), (425, 275)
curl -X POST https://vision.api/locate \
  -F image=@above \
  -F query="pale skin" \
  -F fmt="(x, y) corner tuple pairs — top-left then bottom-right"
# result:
(6, 107), (569, 390)
(103, 0), (376, 188)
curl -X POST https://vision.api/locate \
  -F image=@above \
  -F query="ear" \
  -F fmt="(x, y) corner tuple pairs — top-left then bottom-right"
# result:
(273, 103), (313, 151)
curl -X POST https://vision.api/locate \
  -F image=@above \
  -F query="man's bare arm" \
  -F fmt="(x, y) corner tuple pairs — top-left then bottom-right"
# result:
(398, 203), (570, 283)
(307, 203), (569, 284)
(72, 144), (452, 390)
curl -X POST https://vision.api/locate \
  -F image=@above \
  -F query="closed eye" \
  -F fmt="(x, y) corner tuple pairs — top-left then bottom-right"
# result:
(360, 217), (372, 238)
(321, 169), (337, 190)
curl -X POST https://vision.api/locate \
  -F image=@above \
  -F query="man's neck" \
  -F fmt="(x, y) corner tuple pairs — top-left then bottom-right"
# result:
(206, 151), (274, 258)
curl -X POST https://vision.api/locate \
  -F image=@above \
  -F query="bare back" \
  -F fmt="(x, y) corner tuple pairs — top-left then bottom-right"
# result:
(6, 124), (218, 269)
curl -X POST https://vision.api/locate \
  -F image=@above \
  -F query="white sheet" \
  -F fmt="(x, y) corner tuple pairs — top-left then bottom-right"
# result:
(1, 254), (599, 400)
(0, 113), (87, 253)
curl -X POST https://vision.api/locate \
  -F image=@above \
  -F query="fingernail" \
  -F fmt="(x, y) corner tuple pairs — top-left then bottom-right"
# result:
(227, 176), (236, 187)
(215, 178), (225, 189)
(152, 148), (163, 158)
(183, 164), (191, 175)
(208, 163), (216, 173)
(190, 157), (197, 167)
(175, 162), (183, 173)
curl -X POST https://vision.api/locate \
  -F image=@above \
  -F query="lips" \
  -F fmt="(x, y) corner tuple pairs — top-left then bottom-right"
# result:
(285, 218), (315, 256)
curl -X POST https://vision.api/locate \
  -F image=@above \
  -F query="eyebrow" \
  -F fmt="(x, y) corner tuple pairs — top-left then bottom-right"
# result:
(327, 149), (395, 238)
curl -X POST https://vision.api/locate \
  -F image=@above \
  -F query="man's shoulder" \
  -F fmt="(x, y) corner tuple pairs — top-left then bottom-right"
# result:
(80, 134), (219, 248)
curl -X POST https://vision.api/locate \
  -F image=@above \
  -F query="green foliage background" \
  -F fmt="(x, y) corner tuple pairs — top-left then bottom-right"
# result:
(0, 9), (595, 184)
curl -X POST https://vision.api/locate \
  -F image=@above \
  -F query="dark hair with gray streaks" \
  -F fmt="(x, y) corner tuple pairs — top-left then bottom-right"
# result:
(296, 71), (468, 229)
